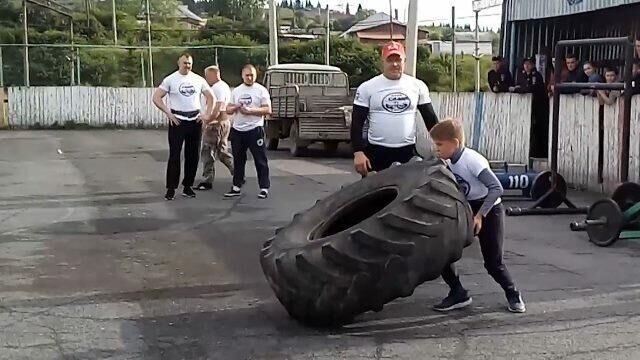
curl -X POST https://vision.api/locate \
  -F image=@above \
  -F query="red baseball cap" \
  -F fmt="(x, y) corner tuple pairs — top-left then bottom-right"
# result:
(382, 41), (406, 59)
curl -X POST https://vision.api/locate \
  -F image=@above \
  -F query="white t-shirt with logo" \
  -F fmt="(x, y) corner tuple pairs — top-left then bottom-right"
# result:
(353, 74), (432, 147)
(446, 148), (501, 205)
(159, 71), (212, 120)
(230, 83), (271, 131)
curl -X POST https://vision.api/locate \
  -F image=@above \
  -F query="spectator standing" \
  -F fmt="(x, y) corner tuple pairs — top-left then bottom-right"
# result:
(224, 64), (273, 199)
(152, 53), (215, 201)
(510, 57), (547, 158)
(487, 56), (513, 93)
(597, 67), (622, 105)
(196, 65), (234, 191)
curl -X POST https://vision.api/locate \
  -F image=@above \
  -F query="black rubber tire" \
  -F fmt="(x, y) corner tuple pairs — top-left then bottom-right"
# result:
(259, 158), (475, 327)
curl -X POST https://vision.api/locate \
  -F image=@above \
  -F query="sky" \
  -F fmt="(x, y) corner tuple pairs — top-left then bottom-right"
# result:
(322, 0), (503, 30)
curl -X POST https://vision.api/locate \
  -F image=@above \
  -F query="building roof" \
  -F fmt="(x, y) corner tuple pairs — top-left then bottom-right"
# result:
(504, 0), (640, 21)
(340, 12), (407, 37)
(176, 5), (205, 23)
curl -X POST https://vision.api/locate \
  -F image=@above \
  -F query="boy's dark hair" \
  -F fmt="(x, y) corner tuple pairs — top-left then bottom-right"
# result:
(429, 118), (465, 145)
(178, 52), (192, 59)
(491, 56), (503, 62)
(605, 67), (618, 75)
(565, 53), (578, 60)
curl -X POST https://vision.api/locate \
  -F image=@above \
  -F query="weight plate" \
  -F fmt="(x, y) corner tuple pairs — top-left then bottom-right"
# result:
(612, 182), (640, 228)
(586, 198), (623, 247)
(529, 171), (567, 208)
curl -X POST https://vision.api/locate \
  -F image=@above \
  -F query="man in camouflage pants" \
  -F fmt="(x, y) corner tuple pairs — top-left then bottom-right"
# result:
(196, 65), (234, 190)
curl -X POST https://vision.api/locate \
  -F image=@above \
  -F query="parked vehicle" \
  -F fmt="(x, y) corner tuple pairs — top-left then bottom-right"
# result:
(263, 63), (353, 156)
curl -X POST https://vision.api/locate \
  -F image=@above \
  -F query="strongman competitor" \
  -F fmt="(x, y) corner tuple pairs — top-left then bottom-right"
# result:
(196, 65), (234, 191)
(350, 41), (439, 177)
(152, 52), (214, 200)
(224, 64), (272, 199)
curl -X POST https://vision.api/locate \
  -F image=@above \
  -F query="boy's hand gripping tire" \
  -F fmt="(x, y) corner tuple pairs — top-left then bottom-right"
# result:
(259, 158), (474, 327)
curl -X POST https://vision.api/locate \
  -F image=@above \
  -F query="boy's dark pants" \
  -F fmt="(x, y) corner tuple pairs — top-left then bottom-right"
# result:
(441, 201), (516, 293)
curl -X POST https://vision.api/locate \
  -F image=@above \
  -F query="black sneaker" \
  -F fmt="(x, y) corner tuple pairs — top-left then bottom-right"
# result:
(182, 187), (196, 198)
(195, 182), (212, 191)
(433, 289), (472, 312)
(506, 290), (526, 313)
(258, 189), (269, 199)
(165, 189), (175, 201)
(224, 187), (242, 198)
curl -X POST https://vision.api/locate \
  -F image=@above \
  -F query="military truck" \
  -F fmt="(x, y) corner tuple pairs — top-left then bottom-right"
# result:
(263, 63), (353, 156)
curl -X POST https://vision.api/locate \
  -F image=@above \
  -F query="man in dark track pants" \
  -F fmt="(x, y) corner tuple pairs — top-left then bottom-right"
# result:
(152, 53), (215, 201)
(224, 64), (272, 199)
(350, 41), (440, 177)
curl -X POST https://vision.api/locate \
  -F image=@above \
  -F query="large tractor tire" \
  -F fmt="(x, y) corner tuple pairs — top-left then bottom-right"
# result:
(259, 158), (475, 327)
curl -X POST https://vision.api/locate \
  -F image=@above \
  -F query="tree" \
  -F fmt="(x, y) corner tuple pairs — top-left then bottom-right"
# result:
(345, 3), (350, 14)
(294, 0), (302, 9)
(316, 1), (321, 8)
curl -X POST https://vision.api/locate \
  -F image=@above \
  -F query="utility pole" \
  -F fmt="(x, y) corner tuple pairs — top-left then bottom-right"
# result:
(22, 0), (29, 86)
(404, 0), (418, 76)
(325, 5), (330, 65)
(112, 0), (117, 44)
(268, 0), (278, 65)
(451, 6), (456, 92)
(474, 9), (480, 92)
(145, 0), (153, 86)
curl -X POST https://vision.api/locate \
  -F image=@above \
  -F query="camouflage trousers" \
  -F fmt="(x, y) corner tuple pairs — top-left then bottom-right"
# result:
(200, 119), (234, 183)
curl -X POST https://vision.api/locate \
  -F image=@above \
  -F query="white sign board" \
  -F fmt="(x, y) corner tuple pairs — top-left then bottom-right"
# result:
(472, 0), (503, 11)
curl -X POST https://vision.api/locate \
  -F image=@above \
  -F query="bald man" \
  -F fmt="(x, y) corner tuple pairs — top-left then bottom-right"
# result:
(196, 65), (234, 190)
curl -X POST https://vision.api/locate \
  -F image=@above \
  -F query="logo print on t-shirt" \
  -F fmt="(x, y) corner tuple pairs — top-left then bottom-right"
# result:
(454, 173), (471, 196)
(382, 92), (411, 113)
(239, 94), (253, 106)
(178, 83), (196, 97)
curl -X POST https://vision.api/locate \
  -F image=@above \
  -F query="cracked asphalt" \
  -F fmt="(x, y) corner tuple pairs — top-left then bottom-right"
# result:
(1, 130), (640, 360)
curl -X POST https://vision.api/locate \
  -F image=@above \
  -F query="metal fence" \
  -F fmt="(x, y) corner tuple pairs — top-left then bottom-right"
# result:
(0, 44), (269, 88)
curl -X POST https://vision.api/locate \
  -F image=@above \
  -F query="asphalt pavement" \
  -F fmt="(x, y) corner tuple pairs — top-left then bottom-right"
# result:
(1, 130), (639, 360)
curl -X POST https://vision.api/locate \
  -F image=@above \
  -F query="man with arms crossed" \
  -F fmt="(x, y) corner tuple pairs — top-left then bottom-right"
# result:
(195, 65), (235, 191)
(224, 64), (273, 199)
(152, 53), (214, 201)
(351, 41), (440, 176)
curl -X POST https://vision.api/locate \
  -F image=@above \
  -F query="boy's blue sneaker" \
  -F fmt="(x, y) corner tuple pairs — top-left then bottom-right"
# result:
(433, 289), (472, 312)
(507, 290), (526, 313)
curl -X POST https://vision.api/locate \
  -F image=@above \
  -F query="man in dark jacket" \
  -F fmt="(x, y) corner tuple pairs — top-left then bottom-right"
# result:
(488, 56), (513, 93)
(510, 57), (545, 95)
(510, 57), (548, 157)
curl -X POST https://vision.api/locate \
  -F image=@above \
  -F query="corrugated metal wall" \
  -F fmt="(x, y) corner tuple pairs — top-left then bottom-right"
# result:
(504, 0), (640, 21)
(502, 3), (640, 75)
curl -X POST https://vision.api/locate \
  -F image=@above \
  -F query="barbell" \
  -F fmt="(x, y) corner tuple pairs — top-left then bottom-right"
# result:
(569, 182), (640, 247)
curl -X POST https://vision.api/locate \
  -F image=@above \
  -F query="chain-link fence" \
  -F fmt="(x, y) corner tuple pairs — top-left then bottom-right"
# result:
(0, 44), (269, 88)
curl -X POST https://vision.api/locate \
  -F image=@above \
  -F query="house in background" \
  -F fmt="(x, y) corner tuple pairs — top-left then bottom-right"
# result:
(137, 4), (207, 29)
(340, 12), (429, 46)
(428, 32), (494, 56)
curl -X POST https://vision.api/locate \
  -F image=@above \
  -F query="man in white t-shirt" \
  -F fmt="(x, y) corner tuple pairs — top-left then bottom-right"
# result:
(350, 41), (440, 176)
(152, 52), (215, 201)
(223, 64), (272, 199)
(195, 65), (235, 191)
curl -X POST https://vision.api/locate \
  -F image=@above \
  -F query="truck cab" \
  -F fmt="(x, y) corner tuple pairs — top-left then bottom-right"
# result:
(263, 63), (353, 156)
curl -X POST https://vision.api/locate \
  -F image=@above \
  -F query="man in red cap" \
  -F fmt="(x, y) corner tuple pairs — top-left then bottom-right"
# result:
(350, 41), (439, 176)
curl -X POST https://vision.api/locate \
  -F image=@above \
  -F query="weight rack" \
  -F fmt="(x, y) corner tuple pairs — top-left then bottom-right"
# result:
(506, 36), (636, 216)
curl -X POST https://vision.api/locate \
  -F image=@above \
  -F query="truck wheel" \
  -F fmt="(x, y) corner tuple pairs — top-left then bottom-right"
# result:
(259, 159), (474, 327)
(289, 121), (306, 157)
(267, 138), (279, 150)
(323, 141), (339, 154)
